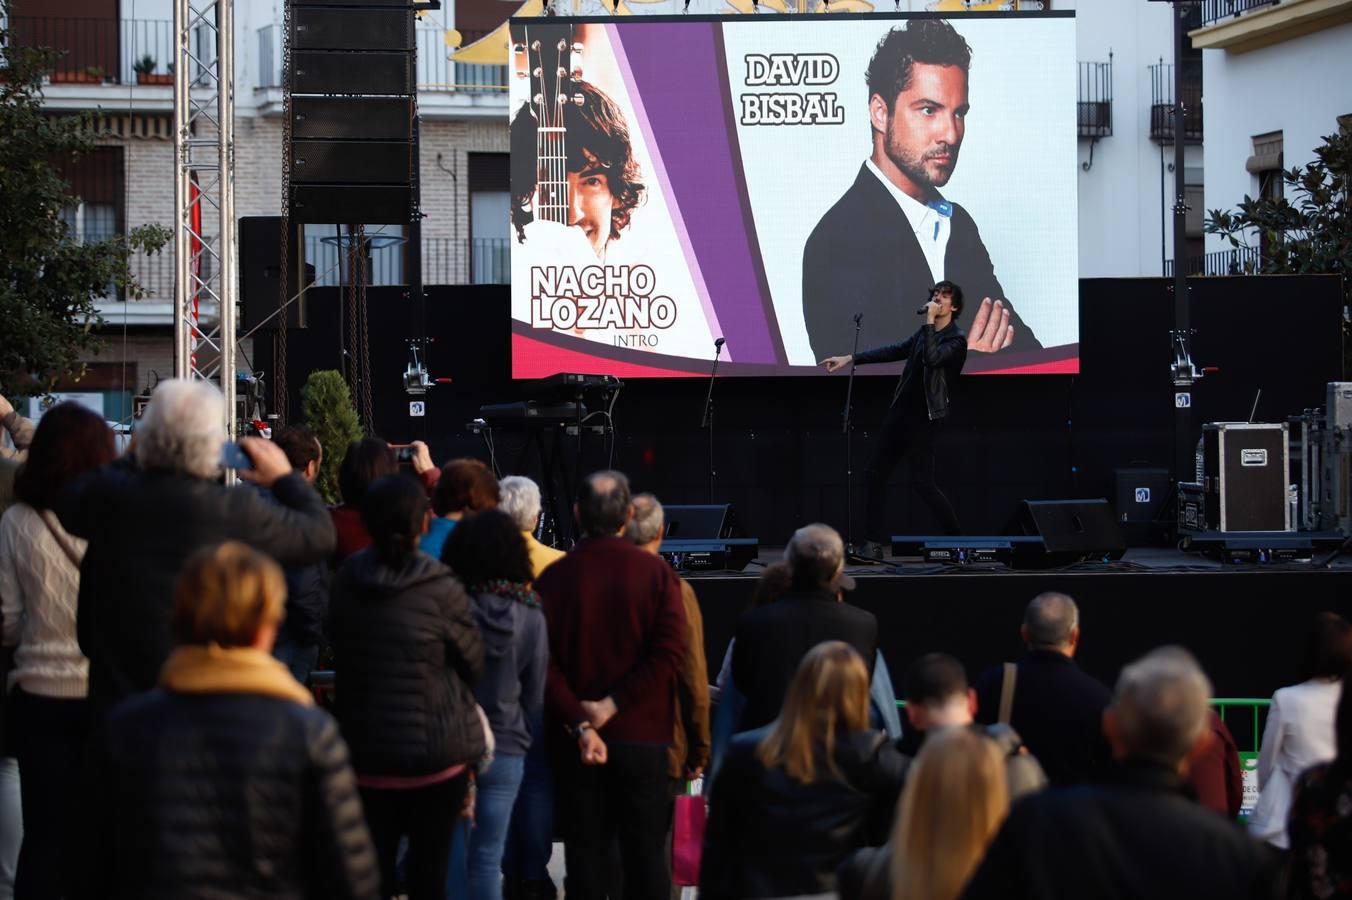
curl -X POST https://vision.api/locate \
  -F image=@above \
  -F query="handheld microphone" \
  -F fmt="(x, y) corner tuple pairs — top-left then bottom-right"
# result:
(714, 337), (726, 350)
(853, 313), (862, 325)
(915, 290), (940, 315)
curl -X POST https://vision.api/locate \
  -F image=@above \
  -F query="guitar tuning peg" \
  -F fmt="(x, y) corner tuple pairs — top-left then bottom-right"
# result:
(556, 66), (567, 77)
(556, 38), (568, 51)
(533, 67), (543, 78)
(531, 40), (541, 51)
(533, 93), (544, 105)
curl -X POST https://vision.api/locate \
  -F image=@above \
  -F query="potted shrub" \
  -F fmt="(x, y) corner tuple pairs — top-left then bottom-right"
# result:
(133, 54), (172, 86)
(52, 64), (106, 84)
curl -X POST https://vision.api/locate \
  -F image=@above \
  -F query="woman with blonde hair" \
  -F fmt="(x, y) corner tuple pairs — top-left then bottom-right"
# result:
(701, 640), (908, 900)
(90, 541), (379, 898)
(838, 727), (1009, 900)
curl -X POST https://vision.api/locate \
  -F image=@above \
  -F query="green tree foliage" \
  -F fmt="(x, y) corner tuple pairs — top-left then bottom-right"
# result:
(0, 6), (171, 397)
(301, 370), (363, 504)
(1205, 129), (1351, 281)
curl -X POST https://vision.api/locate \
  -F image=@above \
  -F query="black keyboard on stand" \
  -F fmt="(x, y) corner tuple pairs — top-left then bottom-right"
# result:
(471, 375), (624, 545)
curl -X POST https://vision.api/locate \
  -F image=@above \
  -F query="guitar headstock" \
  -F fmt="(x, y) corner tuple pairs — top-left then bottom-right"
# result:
(511, 24), (586, 226)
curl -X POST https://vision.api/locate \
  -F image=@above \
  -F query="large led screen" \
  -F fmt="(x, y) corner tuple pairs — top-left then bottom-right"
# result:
(508, 13), (1079, 377)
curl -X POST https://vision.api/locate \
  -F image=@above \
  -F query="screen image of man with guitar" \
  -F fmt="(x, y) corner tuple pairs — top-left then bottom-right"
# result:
(509, 26), (646, 265)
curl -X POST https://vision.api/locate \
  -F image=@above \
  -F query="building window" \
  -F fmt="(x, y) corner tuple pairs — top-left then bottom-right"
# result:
(468, 153), (509, 285)
(1246, 131), (1283, 259)
(55, 145), (124, 243)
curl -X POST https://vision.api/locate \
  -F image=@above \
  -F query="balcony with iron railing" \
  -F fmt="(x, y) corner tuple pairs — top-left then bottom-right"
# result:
(1149, 60), (1203, 144)
(1192, 0), (1352, 52)
(1164, 246), (1263, 277)
(1199, 0), (1281, 26)
(299, 236), (509, 288)
(2, 16), (179, 87)
(1077, 58), (1113, 139)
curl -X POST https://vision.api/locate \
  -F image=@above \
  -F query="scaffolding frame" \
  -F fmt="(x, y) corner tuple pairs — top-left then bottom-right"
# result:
(172, 0), (236, 431)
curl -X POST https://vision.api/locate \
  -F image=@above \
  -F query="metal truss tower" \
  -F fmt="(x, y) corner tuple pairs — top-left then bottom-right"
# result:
(173, 0), (236, 431)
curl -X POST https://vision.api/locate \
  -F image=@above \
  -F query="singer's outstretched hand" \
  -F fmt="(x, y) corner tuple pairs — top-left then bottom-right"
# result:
(820, 355), (853, 373)
(967, 298), (1014, 353)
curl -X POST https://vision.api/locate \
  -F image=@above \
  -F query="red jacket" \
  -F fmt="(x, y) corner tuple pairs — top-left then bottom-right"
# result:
(536, 535), (687, 745)
(330, 505), (371, 566)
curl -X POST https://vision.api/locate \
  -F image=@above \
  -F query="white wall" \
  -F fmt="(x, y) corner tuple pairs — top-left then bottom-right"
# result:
(1202, 21), (1352, 255)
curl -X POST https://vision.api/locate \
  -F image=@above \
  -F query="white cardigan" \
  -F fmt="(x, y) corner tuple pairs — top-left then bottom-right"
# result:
(0, 503), (89, 698)
(1248, 677), (1341, 849)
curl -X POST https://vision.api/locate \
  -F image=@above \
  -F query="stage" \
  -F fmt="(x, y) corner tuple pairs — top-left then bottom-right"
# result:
(685, 546), (1352, 716)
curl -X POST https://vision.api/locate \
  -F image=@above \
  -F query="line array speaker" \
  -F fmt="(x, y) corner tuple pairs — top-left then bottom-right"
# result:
(291, 96), (412, 141)
(284, 0), (417, 225)
(289, 184), (414, 224)
(291, 7), (413, 51)
(290, 50), (413, 96)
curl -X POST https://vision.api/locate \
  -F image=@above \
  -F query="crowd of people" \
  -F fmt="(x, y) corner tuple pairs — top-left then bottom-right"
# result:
(0, 381), (1350, 899)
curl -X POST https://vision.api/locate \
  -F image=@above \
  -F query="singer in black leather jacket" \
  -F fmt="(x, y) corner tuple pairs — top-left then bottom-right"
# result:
(823, 282), (968, 550)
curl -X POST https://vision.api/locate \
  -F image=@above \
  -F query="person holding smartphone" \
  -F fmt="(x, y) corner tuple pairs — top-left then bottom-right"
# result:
(52, 379), (337, 717)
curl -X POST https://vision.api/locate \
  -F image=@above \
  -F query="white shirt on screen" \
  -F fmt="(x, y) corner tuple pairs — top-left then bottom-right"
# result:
(864, 158), (950, 285)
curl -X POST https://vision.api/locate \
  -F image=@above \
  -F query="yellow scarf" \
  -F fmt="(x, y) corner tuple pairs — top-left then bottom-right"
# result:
(159, 644), (314, 706)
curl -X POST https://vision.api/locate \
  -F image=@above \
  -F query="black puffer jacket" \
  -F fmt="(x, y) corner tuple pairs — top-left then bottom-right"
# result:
(701, 727), (910, 900)
(91, 691), (380, 899)
(57, 464), (336, 714)
(329, 549), (485, 775)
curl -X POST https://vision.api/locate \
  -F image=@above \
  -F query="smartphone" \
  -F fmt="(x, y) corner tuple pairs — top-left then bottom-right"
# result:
(220, 441), (254, 470)
(391, 444), (415, 463)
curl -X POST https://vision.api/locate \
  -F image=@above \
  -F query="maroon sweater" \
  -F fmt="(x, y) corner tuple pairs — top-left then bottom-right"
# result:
(536, 536), (687, 745)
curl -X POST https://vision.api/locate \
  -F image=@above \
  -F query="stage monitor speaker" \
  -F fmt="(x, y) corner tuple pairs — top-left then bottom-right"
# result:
(1113, 466), (1171, 546)
(239, 216), (312, 331)
(290, 184), (413, 224)
(291, 7), (412, 51)
(292, 96), (411, 141)
(291, 50), (413, 95)
(663, 504), (737, 540)
(1018, 499), (1126, 565)
(291, 140), (412, 185)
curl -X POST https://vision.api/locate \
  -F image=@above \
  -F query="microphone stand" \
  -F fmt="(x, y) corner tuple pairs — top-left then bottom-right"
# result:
(842, 314), (875, 564)
(701, 339), (724, 504)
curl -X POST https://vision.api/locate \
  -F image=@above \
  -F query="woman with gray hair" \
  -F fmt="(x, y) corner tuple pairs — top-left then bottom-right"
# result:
(53, 378), (337, 715)
(498, 475), (564, 580)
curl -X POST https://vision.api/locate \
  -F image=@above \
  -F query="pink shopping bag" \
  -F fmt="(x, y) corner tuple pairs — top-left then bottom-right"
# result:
(671, 781), (706, 886)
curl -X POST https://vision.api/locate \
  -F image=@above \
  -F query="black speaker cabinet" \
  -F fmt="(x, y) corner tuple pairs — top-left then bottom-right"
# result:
(239, 216), (312, 331)
(1201, 422), (1291, 532)
(289, 184), (413, 224)
(291, 7), (412, 52)
(292, 96), (411, 141)
(663, 504), (737, 540)
(291, 140), (412, 185)
(1018, 499), (1126, 565)
(291, 50), (413, 95)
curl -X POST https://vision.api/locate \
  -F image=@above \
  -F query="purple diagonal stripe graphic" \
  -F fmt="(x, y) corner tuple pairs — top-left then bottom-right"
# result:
(614, 23), (782, 365)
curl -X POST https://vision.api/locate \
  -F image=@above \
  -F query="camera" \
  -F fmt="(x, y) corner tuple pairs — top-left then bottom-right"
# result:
(391, 444), (415, 462)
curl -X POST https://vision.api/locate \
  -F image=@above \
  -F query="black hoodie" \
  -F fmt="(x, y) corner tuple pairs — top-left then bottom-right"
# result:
(329, 548), (484, 776)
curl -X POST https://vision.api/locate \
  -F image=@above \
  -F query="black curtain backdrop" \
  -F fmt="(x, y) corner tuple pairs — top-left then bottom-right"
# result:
(256, 275), (1344, 545)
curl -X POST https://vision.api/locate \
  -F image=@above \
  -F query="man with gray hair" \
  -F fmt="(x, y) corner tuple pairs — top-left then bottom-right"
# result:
(962, 647), (1281, 900)
(731, 523), (877, 731)
(499, 474), (565, 580)
(625, 494), (712, 784)
(535, 471), (687, 897)
(973, 591), (1113, 786)
(54, 378), (336, 714)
